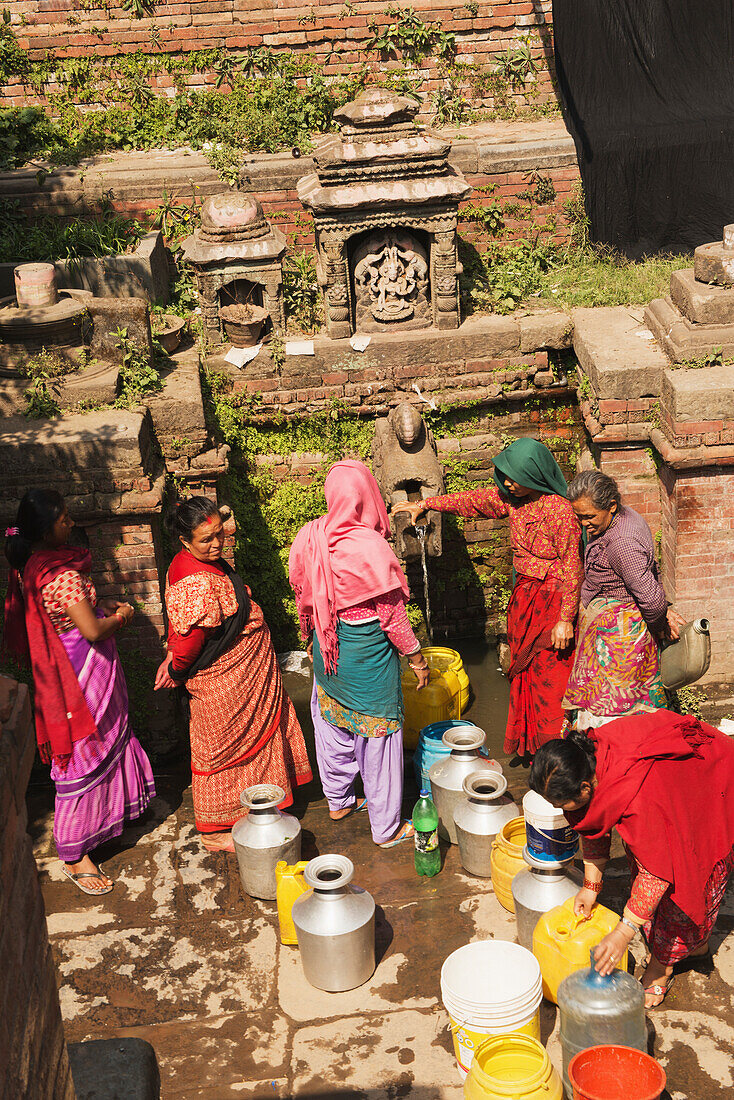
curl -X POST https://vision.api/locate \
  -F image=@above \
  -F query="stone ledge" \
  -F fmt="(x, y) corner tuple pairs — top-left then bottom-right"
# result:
(662, 363), (734, 422)
(670, 269), (734, 327)
(644, 296), (734, 363)
(572, 306), (667, 400)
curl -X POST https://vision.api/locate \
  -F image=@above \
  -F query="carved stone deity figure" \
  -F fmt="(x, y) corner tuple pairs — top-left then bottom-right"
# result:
(353, 232), (430, 331)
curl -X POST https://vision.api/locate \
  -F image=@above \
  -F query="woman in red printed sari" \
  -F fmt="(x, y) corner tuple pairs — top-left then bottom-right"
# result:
(395, 438), (582, 763)
(155, 497), (311, 852)
(530, 714), (734, 1007)
(4, 490), (155, 896)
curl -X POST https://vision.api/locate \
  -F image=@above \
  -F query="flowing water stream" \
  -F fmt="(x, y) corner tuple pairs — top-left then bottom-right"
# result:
(415, 523), (433, 643)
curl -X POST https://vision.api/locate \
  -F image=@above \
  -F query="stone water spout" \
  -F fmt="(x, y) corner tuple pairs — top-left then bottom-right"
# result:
(371, 401), (445, 561)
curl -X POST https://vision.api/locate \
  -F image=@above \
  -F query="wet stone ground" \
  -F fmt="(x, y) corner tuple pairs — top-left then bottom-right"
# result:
(28, 642), (734, 1098)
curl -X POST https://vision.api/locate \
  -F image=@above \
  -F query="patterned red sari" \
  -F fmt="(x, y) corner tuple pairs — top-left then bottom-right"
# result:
(166, 554), (312, 831)
(505, 574), (575, 755)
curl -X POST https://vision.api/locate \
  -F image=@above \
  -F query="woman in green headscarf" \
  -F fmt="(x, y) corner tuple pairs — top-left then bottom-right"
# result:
(395, 439), (583, 763)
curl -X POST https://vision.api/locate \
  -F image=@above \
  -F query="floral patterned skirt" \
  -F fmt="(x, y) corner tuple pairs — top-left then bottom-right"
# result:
(563, 596), (666, 718)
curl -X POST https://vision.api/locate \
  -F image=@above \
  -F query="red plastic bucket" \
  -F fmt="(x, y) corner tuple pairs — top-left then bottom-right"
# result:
(569, 1045), (666, 1100)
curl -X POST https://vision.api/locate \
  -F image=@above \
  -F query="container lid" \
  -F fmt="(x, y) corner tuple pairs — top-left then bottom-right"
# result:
(522, 845), (576, 871)
(522, 789), (572, 826)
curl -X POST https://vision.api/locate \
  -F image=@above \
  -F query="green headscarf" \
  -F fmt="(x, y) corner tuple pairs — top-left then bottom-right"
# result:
(492, 438), (568, 499)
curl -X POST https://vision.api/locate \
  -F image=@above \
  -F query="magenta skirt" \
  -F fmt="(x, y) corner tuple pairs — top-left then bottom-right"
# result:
(50, 625), (155, 863)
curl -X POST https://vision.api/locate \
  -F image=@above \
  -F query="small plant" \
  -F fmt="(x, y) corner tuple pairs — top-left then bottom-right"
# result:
(367, 6), (456, 63)
(114, 326), (162, 403)
(464, 0), (479, 15)
(23, 375), (61, 419)
(677, 347), (727, 370)
(283, 251), (322, 333)
(522, 171), (556, 206)
(151, 188), (199, 244)
(460, 201), (505, 236)
(564, 182), (591, 251)
(270, 332), (285, 371)
(121, 0), (155, 17)
(494, 36), (537, 89)
(431, 81), (473, 127)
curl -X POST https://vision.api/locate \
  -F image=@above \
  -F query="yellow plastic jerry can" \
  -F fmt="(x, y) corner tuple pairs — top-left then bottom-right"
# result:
(275, 860), (309, 945)
(532, 896), (629, 1003)
(401, 668), (456, 750)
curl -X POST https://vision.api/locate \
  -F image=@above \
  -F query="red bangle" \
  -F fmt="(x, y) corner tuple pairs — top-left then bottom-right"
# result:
(583, 878), (602, 893)
(114, 611), (125, 627)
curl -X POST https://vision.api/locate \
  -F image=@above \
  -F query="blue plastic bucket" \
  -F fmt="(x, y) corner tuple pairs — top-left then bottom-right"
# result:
(522, 791), (578, 862)
(413, 720), (498, 790)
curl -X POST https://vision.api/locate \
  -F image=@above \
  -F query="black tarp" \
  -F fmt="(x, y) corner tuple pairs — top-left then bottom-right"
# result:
(552, 1), (734, 257)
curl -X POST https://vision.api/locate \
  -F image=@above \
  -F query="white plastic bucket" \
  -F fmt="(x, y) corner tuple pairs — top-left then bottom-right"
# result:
(440, 940), (543, 1078)
(522, 790), (578, 862)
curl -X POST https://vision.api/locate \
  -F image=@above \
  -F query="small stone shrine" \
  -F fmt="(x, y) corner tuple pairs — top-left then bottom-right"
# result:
(645, 223), (734, 361)
(181, 194), (286, 345)
(298, 89), (472, 340)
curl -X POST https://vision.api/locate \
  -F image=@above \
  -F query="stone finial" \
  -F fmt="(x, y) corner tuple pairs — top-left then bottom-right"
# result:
(723, 225), (734, 253)
(201, 193), (264, 231)
(333, 89), (420, 130)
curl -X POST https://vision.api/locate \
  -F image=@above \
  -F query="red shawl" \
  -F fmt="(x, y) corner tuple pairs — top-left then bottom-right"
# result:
(288, 460), (409, 673)
(567, 709), (734, 926)
(166, 550), (227, 670)
(3, 548), (98, 768)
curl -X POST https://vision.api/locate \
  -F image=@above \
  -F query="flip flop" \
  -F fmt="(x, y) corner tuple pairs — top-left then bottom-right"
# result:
(61, 862), (113, 896)
(378, 821), (415, 849)
(330, 798), (368, 821)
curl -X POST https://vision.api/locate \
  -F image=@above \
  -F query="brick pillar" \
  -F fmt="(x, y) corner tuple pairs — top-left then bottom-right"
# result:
(0, 677), (76, 1099)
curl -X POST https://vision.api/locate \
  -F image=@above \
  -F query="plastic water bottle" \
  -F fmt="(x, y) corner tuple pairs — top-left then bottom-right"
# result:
(413, 790), (440, 877)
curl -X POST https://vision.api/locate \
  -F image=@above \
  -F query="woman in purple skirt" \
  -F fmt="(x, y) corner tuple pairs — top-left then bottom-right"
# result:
(4, 491), (155, 896)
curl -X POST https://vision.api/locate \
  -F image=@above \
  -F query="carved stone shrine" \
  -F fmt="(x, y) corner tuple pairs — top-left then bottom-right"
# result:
(297, 89), (472, 340)
(181, 194), (286, 345)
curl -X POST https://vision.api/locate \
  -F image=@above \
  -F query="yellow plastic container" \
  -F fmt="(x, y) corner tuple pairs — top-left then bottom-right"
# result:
(275, 860), (309, 945)
(401, 668), (456, 750)
(532, 896), (629, 1004)
(464, 1033), (564, 1100)
(422, 646), (471, 713)
(490, 817), (527, 913)
(450, 1014), (541, 1080)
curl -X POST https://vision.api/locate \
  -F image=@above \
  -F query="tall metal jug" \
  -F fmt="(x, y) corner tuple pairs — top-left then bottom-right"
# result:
(511, 847), (582, 951)
(454, 771), (519, 877)
(291, 855), (376, 992)
(557, 950), (647, 1098)
(428, 726), (502, 843)
(660, 617), (711, 690)
(232, 784), (301, 901)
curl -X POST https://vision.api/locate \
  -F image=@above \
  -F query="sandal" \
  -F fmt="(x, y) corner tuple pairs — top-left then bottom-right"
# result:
(330, 797), (368, 821)
(62, 862), (113, 896)
(378, 821), (415, 849)
(644, 973), (674, 1008)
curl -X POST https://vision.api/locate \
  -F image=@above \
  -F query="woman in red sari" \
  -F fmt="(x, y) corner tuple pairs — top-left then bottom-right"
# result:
(395, 438), (582, 763)
(530, 715), (734, 1007)
(155, 497), (311, 852)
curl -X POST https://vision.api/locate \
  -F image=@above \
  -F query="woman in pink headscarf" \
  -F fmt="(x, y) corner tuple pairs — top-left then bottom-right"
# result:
(289, 461), (429, 848)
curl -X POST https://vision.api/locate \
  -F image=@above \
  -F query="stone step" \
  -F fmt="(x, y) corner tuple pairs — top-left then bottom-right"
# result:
(670, 268), (734, 326)
(571, 305), (667, 399)
(644, 297), (734, 363)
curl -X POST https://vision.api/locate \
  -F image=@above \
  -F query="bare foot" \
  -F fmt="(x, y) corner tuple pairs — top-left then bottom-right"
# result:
(64, 855), (112, 893)
(201, 832), (235, 852)
(641, 955), (674, 1008)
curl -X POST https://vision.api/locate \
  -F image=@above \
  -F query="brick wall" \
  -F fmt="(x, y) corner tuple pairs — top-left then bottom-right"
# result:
(0, 676), (76, 1100)
(5, 0), (557, 111)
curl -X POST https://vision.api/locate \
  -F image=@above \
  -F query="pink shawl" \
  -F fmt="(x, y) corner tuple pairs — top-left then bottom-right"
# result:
(289, 460), (410, 673)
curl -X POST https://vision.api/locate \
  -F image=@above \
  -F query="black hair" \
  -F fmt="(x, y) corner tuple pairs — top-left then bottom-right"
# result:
(5, 489), (65, 574)
(567, 469), (622, 511)
(166, 496), (220, 544)
(528, 731), (597, 806)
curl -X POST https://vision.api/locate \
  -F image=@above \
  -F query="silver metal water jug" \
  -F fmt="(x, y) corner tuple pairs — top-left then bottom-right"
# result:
(558, 950), (647, 1097)
(660, 616), (711, 690)
(291, 854), (376, 992)
(428, 726), (502, 843)
(511, 846), (582, 951)
(454, 771), (519, 877)
(232, 784), (301, 901)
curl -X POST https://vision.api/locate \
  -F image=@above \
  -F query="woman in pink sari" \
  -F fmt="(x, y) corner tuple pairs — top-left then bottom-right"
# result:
(4, 490), (155, 896)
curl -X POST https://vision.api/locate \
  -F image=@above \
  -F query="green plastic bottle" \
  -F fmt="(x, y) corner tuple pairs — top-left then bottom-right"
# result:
(413, 790), (440, 877)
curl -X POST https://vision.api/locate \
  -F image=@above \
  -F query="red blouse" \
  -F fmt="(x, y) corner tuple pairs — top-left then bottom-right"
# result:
(425, 486), (583, 620)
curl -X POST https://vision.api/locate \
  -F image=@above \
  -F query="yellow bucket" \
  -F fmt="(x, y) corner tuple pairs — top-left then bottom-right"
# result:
(448, 1011), (541, 1079)
(490, 818), (527, 913)
(464, 1033), (564, 1100)
(401, 668), (455, 750)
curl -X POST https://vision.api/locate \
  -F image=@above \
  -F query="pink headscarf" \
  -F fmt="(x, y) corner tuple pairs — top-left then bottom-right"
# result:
(289, 460), (410, 673)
